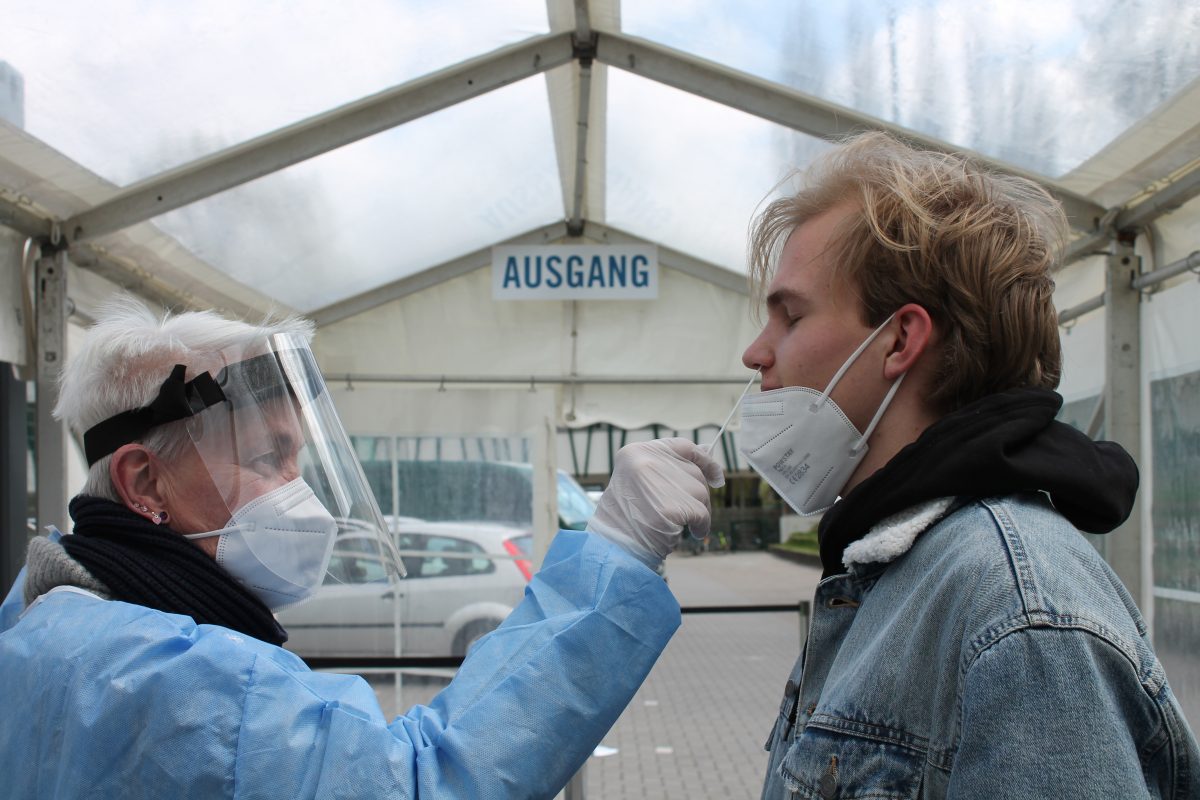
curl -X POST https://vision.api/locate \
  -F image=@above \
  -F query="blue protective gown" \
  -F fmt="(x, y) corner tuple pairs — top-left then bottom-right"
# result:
(0, 529), (679, 799)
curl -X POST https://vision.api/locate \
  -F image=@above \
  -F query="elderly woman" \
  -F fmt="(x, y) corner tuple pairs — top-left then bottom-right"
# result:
(0, 299), (722, 799)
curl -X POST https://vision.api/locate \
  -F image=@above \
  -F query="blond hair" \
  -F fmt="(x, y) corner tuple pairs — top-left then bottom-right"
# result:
(749, 132), (1067, 412)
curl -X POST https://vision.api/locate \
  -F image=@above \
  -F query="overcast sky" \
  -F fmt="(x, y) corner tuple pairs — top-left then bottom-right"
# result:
(1, 0), (1197, 310)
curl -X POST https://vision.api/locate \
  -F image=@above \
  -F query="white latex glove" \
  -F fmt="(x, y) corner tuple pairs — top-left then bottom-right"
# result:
(587, 438), (725, 569)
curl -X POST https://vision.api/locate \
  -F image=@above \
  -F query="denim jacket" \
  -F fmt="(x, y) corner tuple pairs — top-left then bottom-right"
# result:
(761, 493), (1199, 799)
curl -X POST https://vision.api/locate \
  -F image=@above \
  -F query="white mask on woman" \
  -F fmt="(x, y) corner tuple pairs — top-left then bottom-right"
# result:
(186, 477), (338, 611)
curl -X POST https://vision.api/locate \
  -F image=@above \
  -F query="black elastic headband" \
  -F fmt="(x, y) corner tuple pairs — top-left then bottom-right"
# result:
(82, 364), (227, 466)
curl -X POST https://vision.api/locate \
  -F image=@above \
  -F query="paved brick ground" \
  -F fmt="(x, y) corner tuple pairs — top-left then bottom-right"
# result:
(582, 613), (801, 799)
(356, 549), (1200, 798)
(577, 550), (822, 799)
(358, 550), (825, 799)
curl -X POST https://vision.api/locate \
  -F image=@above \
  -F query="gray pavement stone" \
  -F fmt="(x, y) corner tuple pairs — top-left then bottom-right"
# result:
(581, 550), (821, 799)
(356, 549), (824, 799)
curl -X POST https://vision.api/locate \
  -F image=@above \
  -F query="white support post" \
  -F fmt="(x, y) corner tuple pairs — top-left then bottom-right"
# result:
(563, 767), (586, 800)
(530, 390), (561, 570)
(1104, 240), (1149, 615)
(35, 247), (69, 532)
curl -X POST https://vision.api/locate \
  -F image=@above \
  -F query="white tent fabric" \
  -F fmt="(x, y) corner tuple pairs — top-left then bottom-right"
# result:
(1059, 78), (1200, 206)
(313, 242), (760, 430)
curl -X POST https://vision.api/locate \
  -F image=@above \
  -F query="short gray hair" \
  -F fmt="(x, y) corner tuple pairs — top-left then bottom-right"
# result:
(55, 297), (314, 502)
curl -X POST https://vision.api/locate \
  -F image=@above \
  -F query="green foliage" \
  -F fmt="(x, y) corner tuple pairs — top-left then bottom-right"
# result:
(775, 529), (819, 556)
(758, 478), (782, 508)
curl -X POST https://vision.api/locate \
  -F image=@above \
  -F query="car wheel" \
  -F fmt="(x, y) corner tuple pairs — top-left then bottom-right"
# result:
(453, 619), (502, 656)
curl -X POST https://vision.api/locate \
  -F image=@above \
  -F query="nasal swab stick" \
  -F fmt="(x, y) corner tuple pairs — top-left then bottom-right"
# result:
(706, 369), (761, 455)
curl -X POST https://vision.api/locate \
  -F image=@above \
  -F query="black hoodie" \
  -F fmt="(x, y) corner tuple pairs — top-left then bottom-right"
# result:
(817, 388), (1140, 577)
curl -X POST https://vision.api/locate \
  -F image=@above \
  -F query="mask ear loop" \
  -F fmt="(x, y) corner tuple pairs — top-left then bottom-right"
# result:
(810, 312), (898, 412)
(850, 372), (906, 456)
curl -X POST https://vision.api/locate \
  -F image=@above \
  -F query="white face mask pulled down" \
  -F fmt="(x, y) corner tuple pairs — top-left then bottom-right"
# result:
(737, 314), (904, 516)
(186, 477), (338, 611)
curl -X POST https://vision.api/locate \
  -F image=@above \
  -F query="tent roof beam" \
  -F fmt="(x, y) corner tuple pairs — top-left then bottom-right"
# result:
(592, 29), (1107, 233)
(62, 32), (576, 243)
(580, 220), (749, 296)
(1062, 163), (1200, 268)
(0, 195), (51, 239)
(1115, 164), (1200, 233)
(567, 0), (598, 235)
(310, 222), (570, 327)
(567, 58), (595, 236)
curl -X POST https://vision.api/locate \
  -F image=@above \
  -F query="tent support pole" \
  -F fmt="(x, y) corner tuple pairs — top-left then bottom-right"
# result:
(1104, 239), (1149, 623)
(35, 246), (69, 533)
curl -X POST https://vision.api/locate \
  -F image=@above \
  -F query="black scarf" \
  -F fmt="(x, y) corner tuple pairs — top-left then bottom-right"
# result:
(818, 388), (1140, 576)
(62, 495), (288, 645)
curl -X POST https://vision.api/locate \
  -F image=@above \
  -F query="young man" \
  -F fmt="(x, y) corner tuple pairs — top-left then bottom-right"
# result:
(591, 132), (1198, 798)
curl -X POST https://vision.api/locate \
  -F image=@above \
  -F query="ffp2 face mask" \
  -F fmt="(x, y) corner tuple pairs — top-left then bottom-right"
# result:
(737, 314), (903, 515)
(186, 477), (338, 611)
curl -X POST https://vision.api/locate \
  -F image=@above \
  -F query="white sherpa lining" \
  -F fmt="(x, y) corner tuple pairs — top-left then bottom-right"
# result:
(842, 497), (956, 569)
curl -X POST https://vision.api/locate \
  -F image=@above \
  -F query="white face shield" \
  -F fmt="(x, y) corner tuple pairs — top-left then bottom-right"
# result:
(83, 333), (407, 591)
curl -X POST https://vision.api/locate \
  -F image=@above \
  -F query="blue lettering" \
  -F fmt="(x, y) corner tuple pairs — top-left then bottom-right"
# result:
(523, 256), (542, 289)
(608, 255), (626, 287)
(503, 257), (520, 289)
(546, 255), (563, 288)
(567, 255), (585, 288)
(588, 255), (605, 287)
(632, 254), (650, 288)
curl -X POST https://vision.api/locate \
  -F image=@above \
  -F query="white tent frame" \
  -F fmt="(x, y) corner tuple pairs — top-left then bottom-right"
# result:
(2, 0), (1199, 637)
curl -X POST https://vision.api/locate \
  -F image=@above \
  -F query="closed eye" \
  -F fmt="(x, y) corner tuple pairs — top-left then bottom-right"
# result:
(250, 453), (284, 475)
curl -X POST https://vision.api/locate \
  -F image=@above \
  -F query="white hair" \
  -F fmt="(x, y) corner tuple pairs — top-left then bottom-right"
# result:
(55, 296), (314, 502)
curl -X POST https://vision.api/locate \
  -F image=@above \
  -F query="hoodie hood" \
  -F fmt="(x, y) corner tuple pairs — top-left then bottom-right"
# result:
(817, 388), (1139, 576)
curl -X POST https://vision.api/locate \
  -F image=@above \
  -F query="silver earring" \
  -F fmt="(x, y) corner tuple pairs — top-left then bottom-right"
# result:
(135, 504), (149, 513)
(151, 511), (164, 525)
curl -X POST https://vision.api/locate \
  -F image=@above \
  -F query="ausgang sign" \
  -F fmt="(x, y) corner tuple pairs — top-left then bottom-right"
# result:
(492, 244), (658, 300)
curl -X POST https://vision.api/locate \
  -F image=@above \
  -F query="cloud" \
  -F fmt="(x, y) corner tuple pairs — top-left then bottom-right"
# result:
(605, 70), (830, 273)
(2, 0), (557, 310)
(4, 0), (1198, 310)
(1, 0), (548, 184)
(155, 76), (562, 310)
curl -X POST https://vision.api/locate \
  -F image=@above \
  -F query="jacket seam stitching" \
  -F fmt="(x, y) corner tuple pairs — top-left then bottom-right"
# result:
(806, 716), (929, 753)
(1172, 711), (1192, 800)
(954, 623), (1168, 775)
(231, 654), (256, 800)
(981, 498), (1039, 619)
(1146, 684), (1192, 798)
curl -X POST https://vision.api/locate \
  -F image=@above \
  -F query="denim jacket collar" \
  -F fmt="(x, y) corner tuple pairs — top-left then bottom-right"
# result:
(841, 496), (956, 571)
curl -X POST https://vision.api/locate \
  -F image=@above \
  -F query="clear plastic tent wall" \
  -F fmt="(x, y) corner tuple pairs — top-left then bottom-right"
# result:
(1, 0), (1199, 736)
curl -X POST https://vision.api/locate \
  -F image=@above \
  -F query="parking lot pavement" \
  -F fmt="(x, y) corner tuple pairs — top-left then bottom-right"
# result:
(581, 550), (822, 799)
(355, 549), (824, 799)
(665, 547), (824, 607)
(334, 548), (1200, 797)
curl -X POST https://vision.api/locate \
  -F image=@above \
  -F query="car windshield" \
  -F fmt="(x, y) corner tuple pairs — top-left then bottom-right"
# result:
(556, 472), (596, 531)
